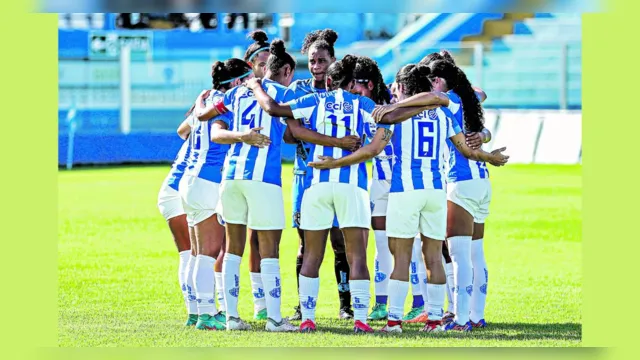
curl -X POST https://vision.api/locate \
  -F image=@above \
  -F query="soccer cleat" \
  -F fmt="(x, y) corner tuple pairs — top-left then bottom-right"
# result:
(214, 311), (226, 325)
(288, 306), (302, 321)
(184, 314), (198, 327)
(300, 319), (317, 333)
(470, 319), (487, 328)
(442, 311), (455, 325)
(404, 311), (428, 324)
(354, 320), (375, 334)
(266, 317), (298, 332)
(380, 320), (403, 333)
(367, 303), (388, 321)
(444, 321), (473, 332)
(402, 305), (425, 322)
(226, 316), (252, 331)
(339, 306), (354, 320)
(194, 314), (225, 331)
(254, 308), (268, 320)
(420, 319), (444, 333)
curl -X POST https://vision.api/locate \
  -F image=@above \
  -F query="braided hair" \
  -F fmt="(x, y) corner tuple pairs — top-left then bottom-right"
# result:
(353, 56), (391, 105)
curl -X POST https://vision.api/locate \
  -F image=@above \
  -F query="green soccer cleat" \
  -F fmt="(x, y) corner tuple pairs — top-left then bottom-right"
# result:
(367, 303), (388, 321)
(402, 305), (425, 322)
(195, 314), (225, 331)
(184, 314), (198, 327)
(254, 308), (268, 320)
(214, 311), (227, 325)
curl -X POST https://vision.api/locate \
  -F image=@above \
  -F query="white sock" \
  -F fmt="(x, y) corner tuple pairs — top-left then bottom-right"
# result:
(470, 239), (488, 322)
(448, 236), (473, 325)
(185, 255), (198, 315)
(427, 283), (445, 321)
(193, 255), (217, 316)
(250, 272), (267, 314)
(222, 253), (242, 319)
(387, 280), (409, 321)
(444, 259), (454, 313)
(410, 237), (422, 296)
(373, 230), (392, 303)
(178, 251), (191, 315)
(260, 259), (282, 322)
(350, 280), (371, 323)
(418, 257), (428, 306)
(299, 275), (320, 322)
(214, 272), (225, 312)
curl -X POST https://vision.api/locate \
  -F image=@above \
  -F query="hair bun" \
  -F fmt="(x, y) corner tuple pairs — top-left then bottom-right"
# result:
(270, 39), (287, 56)
(319, 29), (338, 46)
(248, 30), (269, 43)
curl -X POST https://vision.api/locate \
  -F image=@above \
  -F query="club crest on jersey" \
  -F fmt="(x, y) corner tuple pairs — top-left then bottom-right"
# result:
(353, 297), (367, 309)
(325, 101), (354, 114)
(253, 288), (265, 299)
(428, 109), (438, 120)
(302, 296), (316, 309)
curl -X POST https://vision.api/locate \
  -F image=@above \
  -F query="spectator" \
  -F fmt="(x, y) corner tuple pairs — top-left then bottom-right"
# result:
(199, 13), (218, 29)
(227, 13), (249, 30)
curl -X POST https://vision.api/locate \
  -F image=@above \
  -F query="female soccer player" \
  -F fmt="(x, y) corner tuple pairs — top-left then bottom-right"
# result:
(286, 29), (358, 321)
(242, 29), (273, 321)
(195, 39), (298, 332)
(176, 58), (254, 331)
(371, 64), (507, 333)
(350, 56), (428, 322)
(157, 135), (196, 326)
(247, 55), (392, 334)
(424, 58), (493, 331)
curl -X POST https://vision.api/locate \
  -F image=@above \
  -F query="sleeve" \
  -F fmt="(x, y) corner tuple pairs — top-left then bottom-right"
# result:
(359, 96), (376, 115)
(222, 87), (237, 112)
(212, 112), (233, 128)
(448, 114), (462, 138)
(289, 93), (319, 120)
(447, 92), (461, 115)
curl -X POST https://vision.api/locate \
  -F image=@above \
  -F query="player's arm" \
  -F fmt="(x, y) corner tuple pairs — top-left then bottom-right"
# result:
(246, 78), (294, 118)
(283, 126), (297, 144)
(450, 132), (508, 167)
(194, 90), (230, 122)
(375, 105), (436, 125)
(210, 120), (271, 148)
(473, 86), (487, 103)
(308, 127), (392, 169)
(285, 118), (361, 152)
(465, 127), (492, 149)
(177, 119), (191, 140)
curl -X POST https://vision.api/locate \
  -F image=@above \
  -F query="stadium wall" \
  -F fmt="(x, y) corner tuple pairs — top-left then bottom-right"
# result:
(58, 109), (582, 167)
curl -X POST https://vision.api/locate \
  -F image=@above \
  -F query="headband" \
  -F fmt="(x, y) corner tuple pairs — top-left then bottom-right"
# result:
(219, 70), (253, 84)
(248, 46), (270, 61)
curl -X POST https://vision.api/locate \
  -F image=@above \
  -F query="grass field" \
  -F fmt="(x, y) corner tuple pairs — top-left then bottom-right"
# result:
(58, 163), (581, 347)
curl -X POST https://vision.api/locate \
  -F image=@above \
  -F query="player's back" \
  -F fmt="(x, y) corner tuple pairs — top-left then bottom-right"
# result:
(223, 78), (293, 186)
(185, 90), (231, 183)
(445, 90), (489, 182)
(293, 88), (375, 190)
(166, 138), (192, 191)
(390, 106), (460, 193)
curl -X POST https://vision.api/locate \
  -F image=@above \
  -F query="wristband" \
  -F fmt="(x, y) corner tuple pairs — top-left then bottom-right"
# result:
(481, 128), (491, 143)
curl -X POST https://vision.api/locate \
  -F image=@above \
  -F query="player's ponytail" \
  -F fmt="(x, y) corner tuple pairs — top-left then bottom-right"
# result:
(396, 64), (433, 96)
(428, 59), (484, 132)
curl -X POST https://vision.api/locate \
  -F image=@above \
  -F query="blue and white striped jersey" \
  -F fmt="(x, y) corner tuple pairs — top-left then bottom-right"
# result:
(390, 107), (461, 193)
(221, 79), (294, 187)
(166, 138), (192, 191)
(445, 90), (490, 182)
(184, 90), (232, 183)
(289, 88), (392, 191)
(288, 78), (326, 175)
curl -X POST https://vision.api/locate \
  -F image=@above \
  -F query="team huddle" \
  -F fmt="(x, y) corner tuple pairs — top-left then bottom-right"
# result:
(156, 28), (509, 334)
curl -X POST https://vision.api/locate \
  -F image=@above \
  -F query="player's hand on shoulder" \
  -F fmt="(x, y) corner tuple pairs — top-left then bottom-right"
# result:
(372, 104), (396, 123)
(488, 147), (509, 167)
(245, 77), (262, 90)
(308, 155), (338, 169)
(338, 135), (362, 152)
(241, 127), (271, 148)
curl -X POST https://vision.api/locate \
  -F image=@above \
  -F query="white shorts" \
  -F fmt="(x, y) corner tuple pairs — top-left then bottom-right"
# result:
(386, 189), (447, 240)
(301, 182), (371, 230)
(157, 176), (186, 221)
(447, 178), (492, 223)
(178, 175), (221, 227)
(220, 180), (285, 230)
(370, 179), (391, 217)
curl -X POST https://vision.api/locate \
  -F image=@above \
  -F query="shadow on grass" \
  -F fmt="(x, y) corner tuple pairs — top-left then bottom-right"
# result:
(315, 321), (581, 342)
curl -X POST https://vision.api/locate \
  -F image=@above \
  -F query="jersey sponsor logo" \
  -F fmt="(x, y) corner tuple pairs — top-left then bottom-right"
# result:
(325, 101), (354, 114)
(353, 297), (367, 309)
(253, 288), (265, 299)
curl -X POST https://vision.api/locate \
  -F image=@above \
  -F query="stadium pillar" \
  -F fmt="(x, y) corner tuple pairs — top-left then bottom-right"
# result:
(120, 44), (131, 135)
(473, 42), (484, 88)
(560, 42), (568, 110)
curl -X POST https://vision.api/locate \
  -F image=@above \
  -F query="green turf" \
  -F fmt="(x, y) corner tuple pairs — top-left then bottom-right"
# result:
(58, 164), (581, 347)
